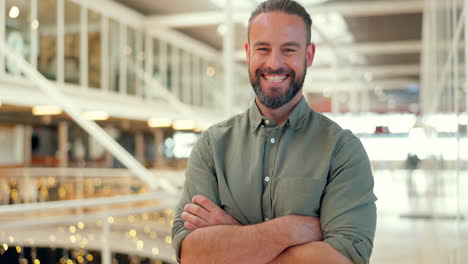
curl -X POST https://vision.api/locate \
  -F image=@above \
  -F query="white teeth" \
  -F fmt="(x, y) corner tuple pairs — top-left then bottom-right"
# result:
(264, 75), (287, 83)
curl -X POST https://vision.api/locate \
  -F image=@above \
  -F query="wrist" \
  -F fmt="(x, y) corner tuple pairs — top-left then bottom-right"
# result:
(248, 217), (292, 252)
(273, 215), (302, 245)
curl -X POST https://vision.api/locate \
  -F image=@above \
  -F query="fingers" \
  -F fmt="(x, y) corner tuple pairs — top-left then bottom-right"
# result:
(191, 195), (222, 213)
(183, 221), (198, 231)
(184, 203), (211, 221)
(181, 211), (208, 230)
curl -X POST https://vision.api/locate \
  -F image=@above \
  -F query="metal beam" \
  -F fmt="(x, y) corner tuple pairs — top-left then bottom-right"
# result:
(304, 78), (419, 92)
(308, 64), (420, 79)
(145, 0), (424, 28)
(341, 40), (422, 55)
(235, 40), (422, 61)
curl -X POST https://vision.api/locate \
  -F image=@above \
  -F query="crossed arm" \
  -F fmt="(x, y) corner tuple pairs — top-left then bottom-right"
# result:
(179, 195), (352, 264)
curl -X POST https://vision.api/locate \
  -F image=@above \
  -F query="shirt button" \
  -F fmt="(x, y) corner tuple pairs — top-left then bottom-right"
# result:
(270, 138), (275, 144)
(264, 119), (270, 125)
(264, 176), (270, 182)
(264, 217), (269, 221)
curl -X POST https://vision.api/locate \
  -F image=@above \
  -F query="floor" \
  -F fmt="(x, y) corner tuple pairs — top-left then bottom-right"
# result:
(371, 169), (468, 264)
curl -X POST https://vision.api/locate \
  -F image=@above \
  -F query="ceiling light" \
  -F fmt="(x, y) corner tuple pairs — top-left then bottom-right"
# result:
(31, 19), (39, 30)
(148, 118), (172, 128)
(9, 6), (19, 19)
(33, 105), (63, 116)
(173, 120), (196, 130)
(81, 111), (109, 121)
(206, 66), (216, 77)
(217, 24), (227, 35)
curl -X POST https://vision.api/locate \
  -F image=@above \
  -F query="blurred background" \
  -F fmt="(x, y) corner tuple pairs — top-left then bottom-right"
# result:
(0, 0), (466, 263)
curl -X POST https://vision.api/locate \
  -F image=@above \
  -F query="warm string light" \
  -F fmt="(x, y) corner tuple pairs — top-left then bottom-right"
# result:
(1, 177), (176, 263)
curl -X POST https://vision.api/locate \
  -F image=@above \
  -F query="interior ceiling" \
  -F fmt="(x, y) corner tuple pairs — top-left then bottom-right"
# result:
(114, 0), (424, 112)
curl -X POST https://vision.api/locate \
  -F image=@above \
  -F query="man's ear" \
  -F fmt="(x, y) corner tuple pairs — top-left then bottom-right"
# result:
(306, 43), (316, 67)
(245, 42), (250, 65)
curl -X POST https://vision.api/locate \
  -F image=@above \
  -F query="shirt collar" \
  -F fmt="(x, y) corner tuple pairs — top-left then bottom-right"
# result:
(249, 97), (310, 132)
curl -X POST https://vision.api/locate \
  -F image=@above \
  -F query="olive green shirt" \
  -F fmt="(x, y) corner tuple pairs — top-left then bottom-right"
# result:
(172, 97), (377, 264)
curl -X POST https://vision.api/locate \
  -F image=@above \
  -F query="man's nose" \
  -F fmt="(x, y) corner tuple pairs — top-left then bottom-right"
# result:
(265, 50), (283, 70)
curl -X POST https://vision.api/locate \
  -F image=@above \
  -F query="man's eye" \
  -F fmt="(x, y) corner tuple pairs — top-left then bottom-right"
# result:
(284, 49), (296, 52)
(257, 48), (269, 51)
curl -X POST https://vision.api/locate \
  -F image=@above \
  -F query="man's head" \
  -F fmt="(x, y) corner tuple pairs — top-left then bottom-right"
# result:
(246, 0), (315, 109)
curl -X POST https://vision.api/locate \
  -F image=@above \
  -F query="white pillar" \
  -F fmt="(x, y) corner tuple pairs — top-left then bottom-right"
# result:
(159, 40), (168, 91)
(80, 5), (88, 89)
(0, 0), (5, 74)
(182, 51), (191, 104)
(58, 121), (68, 168)
(119, 24), (127, 95)
(144, 33), (153, 99)
(193, 56), (201, 107)
(223, 0), (234, 115)
(153, 129), (164, 168)
(104, 125), (113, 168)
(171, 47), (180, 99)
(23, 126), (32, 167)
(135, 30), (143, 97)
(101, 17), (109, 91)
(102, 207), (111, 264)
(57, 0), (65, 83)
(30, 0), (38, 69)
(201, 59), (208, 108)
(465, 0), (468, 117)
(135, 131), (144, 163)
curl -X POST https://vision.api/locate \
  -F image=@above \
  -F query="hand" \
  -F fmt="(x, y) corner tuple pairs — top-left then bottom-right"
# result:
(277, 215), (323, 245)
(181, 195), (240, 231)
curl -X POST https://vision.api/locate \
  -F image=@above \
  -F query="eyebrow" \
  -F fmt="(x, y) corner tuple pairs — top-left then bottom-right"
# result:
(281, 42), (301, 48)
(253, 41), (270, 47)
(253, 41), (302, 48)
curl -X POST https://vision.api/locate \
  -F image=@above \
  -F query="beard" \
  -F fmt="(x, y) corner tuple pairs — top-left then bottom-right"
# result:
(249, 62), (307, 110)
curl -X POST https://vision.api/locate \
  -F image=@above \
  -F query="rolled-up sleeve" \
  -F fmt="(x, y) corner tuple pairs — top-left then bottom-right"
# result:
(321, 130), (377, 264)
(171, 131), (220, 262)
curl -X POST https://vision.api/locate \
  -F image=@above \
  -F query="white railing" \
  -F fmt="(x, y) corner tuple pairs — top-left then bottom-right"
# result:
(3, 44), (176, 194)
(0, 192), (179, 263)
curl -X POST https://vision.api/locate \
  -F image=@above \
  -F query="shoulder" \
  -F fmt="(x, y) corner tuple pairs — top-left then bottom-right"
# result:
(203, 110), (250, 140)
(308, 110), (357, 141)
(306, 110), (364, 157)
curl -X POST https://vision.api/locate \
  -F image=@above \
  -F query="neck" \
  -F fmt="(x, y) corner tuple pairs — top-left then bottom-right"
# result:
(255, 91), (303, 126)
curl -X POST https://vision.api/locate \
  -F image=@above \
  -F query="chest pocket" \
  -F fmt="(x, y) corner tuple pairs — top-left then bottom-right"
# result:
(272, 177), (326, 217)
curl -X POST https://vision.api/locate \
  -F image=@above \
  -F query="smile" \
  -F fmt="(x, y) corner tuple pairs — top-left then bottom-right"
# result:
(262, 74), (289, 83)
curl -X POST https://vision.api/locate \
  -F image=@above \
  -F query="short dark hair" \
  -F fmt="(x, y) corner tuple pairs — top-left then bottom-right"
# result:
(248, 0), (312, 45)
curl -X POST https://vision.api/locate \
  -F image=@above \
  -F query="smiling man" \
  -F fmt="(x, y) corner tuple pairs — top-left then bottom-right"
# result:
(171, 0), (377, 263)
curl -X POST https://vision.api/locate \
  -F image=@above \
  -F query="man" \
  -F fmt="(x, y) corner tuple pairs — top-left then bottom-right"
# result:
(171, 0), (377, 263)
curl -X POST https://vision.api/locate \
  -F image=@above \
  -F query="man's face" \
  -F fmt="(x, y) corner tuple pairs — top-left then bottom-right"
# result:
(246, 12), (315, 109)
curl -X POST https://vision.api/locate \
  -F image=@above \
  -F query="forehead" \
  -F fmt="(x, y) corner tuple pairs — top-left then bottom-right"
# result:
(249, 11), (307, 45)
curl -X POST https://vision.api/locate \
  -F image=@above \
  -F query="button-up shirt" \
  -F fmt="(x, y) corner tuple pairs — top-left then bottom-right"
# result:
(172, 97), (377, 264)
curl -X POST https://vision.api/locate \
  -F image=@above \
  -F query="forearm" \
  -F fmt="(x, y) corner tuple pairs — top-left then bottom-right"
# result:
(267, 241), (352, 264)
(180, 217), (299, 264)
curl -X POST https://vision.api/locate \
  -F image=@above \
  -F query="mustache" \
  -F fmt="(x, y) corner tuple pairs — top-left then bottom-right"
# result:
(256, 67), (293, 76)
